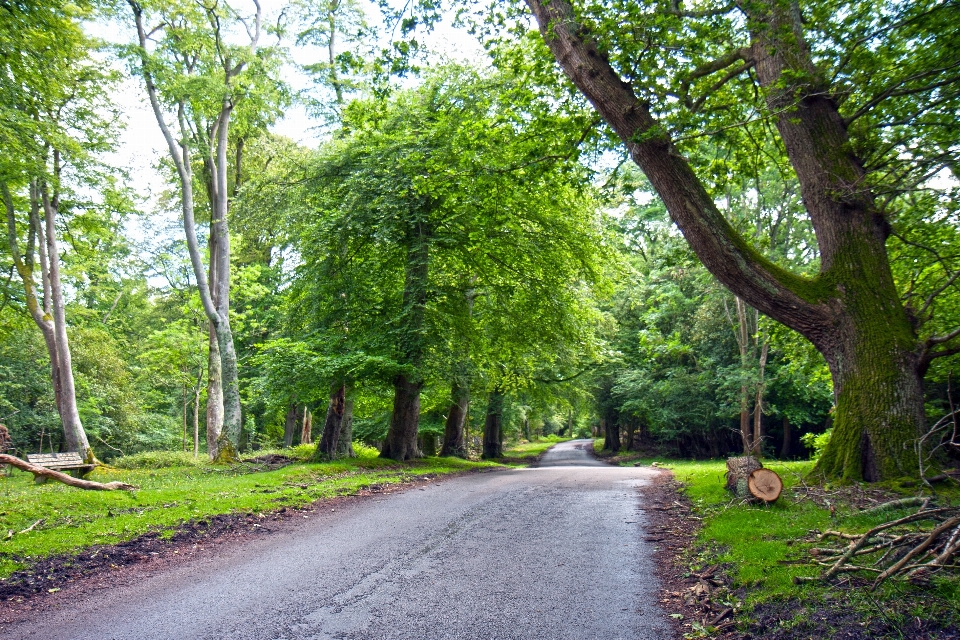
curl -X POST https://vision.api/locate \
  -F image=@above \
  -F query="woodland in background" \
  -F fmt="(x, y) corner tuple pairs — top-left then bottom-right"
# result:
(0, 0), (957, 478)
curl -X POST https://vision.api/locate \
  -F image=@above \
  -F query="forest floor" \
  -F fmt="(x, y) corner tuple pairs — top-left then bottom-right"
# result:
(595, 443), (960, 639)
(0, 437), (565, 600)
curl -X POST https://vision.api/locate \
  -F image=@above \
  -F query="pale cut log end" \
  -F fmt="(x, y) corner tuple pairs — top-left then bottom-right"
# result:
(748, 468), (783, 503)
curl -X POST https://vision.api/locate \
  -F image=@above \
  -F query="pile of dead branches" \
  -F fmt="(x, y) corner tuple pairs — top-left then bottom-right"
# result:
(798, 498), (960, 588)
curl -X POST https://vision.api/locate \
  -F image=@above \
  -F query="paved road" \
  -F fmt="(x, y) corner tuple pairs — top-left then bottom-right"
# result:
(9, 440), (671, 639)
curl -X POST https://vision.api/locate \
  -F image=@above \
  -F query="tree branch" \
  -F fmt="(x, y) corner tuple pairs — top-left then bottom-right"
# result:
(524, 0), (830, 342)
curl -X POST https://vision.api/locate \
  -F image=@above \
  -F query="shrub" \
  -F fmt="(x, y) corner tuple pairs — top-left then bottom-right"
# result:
(800, 428), (832, 460)
(111, 450), (208, 469)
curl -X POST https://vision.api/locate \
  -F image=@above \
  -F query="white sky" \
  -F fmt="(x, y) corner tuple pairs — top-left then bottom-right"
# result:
(90, 1), (485, 216)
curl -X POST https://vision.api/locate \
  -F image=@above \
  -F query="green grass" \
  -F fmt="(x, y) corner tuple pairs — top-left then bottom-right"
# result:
(0, 446), (503, 579)
(500, 435), (572, 463)
(625, 449), (960, 635)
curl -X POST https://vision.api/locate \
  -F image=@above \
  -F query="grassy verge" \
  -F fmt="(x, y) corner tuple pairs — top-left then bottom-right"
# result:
(618, 449), (960, 637)
(499, 435), (572, 464)
(0, 445), (502, 580)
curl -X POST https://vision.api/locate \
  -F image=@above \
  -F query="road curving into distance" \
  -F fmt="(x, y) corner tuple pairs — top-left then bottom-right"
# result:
(8, 439), (672, 639)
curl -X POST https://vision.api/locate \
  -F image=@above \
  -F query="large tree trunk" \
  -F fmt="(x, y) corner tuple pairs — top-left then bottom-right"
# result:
(524, 0), (929, 480)
(131, 3), (249, 464)
(440, 377), (469, 458)
(482, 389), (504, 459)
(206, 324), (224, 456)
(40, 182), (92, 462)
(301, 407), (312, 445)
(316, 383), (346, 459)
(336, 394), (355, 458)
(381, 374), (423, 461)
(380, 221), (430, 461)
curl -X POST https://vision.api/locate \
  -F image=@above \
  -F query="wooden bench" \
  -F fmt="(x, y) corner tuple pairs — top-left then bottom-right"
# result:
(26, 452), (95, 482)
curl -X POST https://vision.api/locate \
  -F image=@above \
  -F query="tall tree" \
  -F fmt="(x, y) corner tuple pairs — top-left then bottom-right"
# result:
(126, 0), (282, 461)
(521, 0), (960, 480)
(0, 0), (118, 464)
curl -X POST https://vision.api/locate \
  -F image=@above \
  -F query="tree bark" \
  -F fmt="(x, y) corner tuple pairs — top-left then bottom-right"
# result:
(130, 1), (251, 464)
(4, 179), (94, 463)
(780, 415), (791, 459)
(40, 180), (92, 461)
(336, 394), (355, 458)
(482, 389), (504, 459)
(524, 0), (928, 480)
(440, 377), (469, 457)
(206, 323), (224, 456)
(283, 403), (299, 449)
(380, 220), (430, 461)
(381, 374), (423, 461)
(316, 383), (346, 459)
(301, 407), (312, 445)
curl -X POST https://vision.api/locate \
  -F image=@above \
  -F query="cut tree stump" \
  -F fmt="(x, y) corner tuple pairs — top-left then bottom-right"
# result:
(747, 468), (783, 503)
(726, 456), (763, 498)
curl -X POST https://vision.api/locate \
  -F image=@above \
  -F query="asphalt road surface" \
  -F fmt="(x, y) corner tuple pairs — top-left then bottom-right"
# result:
(10, 440), (671, 639)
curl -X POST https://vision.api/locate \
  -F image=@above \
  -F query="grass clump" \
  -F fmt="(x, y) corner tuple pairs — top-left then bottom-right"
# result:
(110, 450), (209, 470)
(500, 436), (572, 463)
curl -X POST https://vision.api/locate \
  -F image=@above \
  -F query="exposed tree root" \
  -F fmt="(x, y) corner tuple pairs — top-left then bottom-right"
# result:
(0, 454), (137, 491)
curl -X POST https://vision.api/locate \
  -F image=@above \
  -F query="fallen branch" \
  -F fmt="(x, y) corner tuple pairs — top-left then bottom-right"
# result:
(0, 454), (137, 491)
(857, 496), (928, 516)
(802, 503), (960, 587)
(19, 518), (44, 534)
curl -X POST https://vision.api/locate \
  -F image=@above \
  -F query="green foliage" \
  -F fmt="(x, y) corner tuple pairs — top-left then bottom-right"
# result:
(800, 429), (833, 462)
(111, 450), (208, 470)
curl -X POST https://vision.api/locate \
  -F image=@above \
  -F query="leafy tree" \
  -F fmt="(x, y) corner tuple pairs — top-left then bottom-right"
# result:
(295, 63), (606, 459)
(517, 0), (960, 480)
(0, 0), (120, 463)
(125, 0), (287, 461)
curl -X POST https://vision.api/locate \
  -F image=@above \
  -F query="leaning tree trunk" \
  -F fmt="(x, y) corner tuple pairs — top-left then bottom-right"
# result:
(381, 374), (423, 461)
(524, 0), (930, 480)
(440, 377), (469, 458)
(482, 389), (504, 459)
(4, 179), (94, 463)
(315, 383), (346, 460)
(380, 221), (431, 461)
